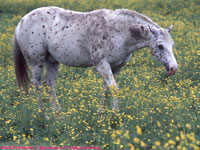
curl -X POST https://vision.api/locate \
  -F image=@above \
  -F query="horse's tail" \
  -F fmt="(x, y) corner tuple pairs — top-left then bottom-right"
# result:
(13, 32), (30, 90)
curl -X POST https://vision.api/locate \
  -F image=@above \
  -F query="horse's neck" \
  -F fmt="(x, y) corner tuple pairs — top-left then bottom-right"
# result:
(116, 14), (154, 53)
(125, 38), (151, 54)
(122, 23), (152, 53)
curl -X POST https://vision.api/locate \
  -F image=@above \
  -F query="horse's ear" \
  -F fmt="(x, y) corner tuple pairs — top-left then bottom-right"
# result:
(148, 25), (159, 37)
(167, 24), (173, 33)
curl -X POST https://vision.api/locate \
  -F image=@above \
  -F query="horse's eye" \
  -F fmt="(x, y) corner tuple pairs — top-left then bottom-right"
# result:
(158, 45), (164, 50)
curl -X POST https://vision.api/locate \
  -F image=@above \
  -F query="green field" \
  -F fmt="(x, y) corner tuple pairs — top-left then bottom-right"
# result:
(0, 0), (200, 149)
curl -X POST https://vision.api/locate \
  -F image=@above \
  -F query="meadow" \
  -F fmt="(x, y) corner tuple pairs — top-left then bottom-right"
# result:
(0, 0), (200, 149)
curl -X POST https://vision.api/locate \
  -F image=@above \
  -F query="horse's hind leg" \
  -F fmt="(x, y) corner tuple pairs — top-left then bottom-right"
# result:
(44, 57), (61, 114)
(31, 63), (44, 111)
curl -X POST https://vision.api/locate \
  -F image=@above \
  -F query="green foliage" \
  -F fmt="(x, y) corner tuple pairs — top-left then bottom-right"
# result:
(0, 0), (200, 149)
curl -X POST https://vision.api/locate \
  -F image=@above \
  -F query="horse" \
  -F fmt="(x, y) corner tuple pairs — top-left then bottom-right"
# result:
(13, 7), (178, 114)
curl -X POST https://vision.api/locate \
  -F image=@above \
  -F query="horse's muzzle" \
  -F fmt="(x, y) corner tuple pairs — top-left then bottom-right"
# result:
(166, 65), (178, 76)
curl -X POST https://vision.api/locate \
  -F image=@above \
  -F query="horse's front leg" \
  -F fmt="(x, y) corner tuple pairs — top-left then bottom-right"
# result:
(98, 83), (109, 113)
(95, 59), (119, 112)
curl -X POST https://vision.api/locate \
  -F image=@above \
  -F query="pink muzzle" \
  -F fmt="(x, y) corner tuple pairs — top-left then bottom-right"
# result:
(167, 65), (178, 76)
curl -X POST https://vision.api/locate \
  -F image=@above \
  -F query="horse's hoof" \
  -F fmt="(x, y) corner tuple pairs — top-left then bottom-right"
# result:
(45, 114), (50, 120)
(52, 104), (64, 119)
(55, 111), (65, 119)
(112, 107), (119, 113)
(97, 107), (103, 113)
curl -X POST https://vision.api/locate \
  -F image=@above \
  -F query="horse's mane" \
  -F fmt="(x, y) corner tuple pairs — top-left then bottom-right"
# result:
(115, 9), (160, 28)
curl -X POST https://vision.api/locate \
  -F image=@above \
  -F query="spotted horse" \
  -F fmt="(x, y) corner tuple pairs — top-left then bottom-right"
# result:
(13, 7), (178, 115)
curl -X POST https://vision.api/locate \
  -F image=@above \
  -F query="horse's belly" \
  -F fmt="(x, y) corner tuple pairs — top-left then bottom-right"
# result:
(49, 46), (93, 67)
(63, 54), (93, 67)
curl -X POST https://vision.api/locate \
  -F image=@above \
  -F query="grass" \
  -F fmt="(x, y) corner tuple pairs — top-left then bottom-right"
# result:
(0, 0), (200, 149)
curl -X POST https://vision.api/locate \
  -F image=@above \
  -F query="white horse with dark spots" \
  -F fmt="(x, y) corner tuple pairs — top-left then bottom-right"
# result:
(13, 7), (178, 114)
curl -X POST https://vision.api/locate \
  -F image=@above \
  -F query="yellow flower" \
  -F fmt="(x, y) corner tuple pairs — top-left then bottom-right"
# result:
(60, 141), (66, 146)
(12, 136), (17, 141)
(168, 139), (175, 145)
(114, 138), (120, 145)
(123, 130), (129, 139)
(156, 121), (161, 127)
(111, 132), (116, 139)
(128, 143), (135, 150)
(167, 133), (171, 138)
(43, 137), (49, 141)
(136, 125), (142, 135)
(10, 127), (15, 133)
(16, 139), (20, 144)
(140, 141), (146, 147)
(133, 137), (140, 143)
(177, 123), (181, 128)
(74, 89), (79, 93)
(175, 136), (180, 141)
(185, 123), (191, 129)
(152, 146), (156, 149)
(182, 147), (187, 150)
(116, 130), (121, 135)
(154, 141), (161, 146)
(180, 131), (185, 140)
(25, 140), (29, 145)
(5, 120), (11, 124)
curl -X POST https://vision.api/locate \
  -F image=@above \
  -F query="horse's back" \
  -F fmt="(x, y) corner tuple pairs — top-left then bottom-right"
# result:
(15, 7), (117, 67)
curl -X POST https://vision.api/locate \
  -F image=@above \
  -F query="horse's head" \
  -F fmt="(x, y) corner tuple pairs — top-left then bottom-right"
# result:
(149, 24), (178, 76)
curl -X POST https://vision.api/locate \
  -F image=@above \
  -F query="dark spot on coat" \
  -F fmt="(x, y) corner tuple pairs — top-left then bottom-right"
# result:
(43, 25), (45, 28)
(62, 26), (65, 31)
(140, 26), (144, 31)
(103, 36), (107, 40)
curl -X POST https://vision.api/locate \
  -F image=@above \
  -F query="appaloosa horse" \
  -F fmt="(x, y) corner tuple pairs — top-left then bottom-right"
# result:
(13, 7), (178, 113)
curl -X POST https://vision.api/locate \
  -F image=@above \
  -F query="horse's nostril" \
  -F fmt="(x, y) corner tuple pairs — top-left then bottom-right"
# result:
(170, 66), (177, 72)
